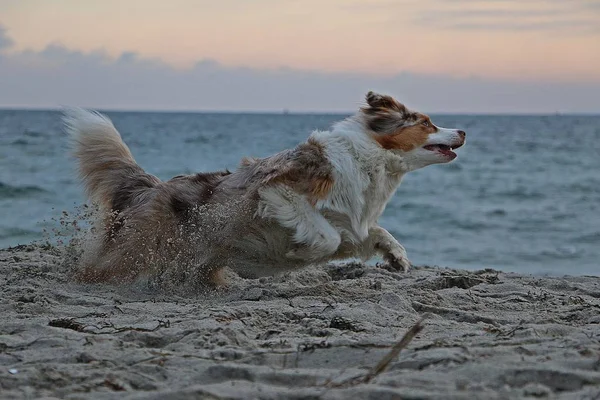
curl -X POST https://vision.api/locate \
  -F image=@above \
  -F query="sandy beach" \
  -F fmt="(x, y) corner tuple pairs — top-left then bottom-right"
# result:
(1, 244), (599, 399)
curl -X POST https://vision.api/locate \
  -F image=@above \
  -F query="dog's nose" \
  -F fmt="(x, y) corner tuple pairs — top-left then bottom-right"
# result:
(457, 130), (466, 138)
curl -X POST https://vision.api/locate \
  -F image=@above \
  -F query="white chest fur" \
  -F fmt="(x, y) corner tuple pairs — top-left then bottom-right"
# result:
(312, 122), (405, 243)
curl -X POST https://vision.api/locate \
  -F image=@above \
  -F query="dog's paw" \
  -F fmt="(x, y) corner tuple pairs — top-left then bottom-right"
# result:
(382, 245), (411, 272)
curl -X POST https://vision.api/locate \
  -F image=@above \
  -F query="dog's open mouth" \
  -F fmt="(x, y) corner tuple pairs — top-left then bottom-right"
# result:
(423, 143), (463, 157)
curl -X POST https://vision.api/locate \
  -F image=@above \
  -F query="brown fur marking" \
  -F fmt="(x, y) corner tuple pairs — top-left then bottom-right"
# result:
(310, 175), (334, 199)
(374, 124), (432, 152)
(167, 171), (231, 215)
(262, 138), (334, 202)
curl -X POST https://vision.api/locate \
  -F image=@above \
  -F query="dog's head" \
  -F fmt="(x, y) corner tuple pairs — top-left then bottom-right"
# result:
(360, 91), (465, 171)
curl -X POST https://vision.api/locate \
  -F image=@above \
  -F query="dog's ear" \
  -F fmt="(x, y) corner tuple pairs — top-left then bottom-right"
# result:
(362, 91), (417, 133)
(365, 91), (406, 113)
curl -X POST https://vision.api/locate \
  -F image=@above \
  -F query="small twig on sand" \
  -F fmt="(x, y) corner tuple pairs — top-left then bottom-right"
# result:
(323, 317), (426, 389)
(362, 317), (424, 383)
(94, 319), (171, 334)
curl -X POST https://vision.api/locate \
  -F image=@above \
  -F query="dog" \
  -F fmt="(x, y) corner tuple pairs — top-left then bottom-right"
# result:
(65, 91), (465, 288)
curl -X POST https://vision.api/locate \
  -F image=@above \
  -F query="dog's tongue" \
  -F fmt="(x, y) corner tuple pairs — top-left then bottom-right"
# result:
(424, 144), (456, 158)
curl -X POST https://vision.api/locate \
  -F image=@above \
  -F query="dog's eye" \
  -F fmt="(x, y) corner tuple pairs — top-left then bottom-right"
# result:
(422, 121), (430, 127)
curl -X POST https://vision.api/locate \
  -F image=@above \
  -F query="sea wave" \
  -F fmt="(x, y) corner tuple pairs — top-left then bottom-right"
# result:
(0, 181), (48, 199)
(0, 227), (40, 240)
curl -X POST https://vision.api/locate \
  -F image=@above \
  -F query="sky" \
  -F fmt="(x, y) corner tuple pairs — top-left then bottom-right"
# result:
(0, 0), (599, 113)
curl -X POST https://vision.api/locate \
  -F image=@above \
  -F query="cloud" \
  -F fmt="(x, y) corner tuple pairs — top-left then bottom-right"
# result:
(0, 25), (598, 113)
(0, 25), (14, 50)
(446, 19), (600, 33)
(415, 0), (600, 34)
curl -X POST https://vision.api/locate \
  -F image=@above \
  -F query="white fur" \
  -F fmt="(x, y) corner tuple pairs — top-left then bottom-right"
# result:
(63, 107), (121, 144)
(257, 185), (341, 260)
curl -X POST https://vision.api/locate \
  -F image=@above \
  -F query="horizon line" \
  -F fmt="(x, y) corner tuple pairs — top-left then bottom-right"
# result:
(0, 106), (598, 117)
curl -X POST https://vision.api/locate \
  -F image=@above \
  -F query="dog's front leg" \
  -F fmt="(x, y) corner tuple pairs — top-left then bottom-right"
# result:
(362, 226), (411, 272)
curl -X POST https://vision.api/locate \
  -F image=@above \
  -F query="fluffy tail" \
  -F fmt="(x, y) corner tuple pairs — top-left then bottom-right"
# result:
(63, 108), (160, 211)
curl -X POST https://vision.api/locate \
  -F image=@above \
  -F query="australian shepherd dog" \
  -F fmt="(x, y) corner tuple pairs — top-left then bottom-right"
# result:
(65, 92), (465, 288)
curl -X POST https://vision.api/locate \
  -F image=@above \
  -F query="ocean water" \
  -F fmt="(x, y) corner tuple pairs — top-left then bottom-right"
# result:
(1, 110), (599, 276)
